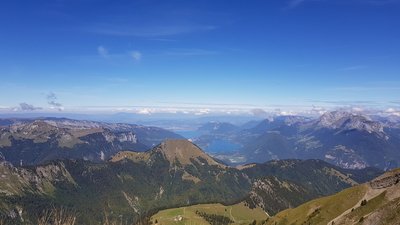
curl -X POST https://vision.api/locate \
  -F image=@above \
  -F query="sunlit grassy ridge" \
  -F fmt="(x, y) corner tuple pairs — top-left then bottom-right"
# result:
(265, 168), (400, 225)
(266, 185), (366, 225)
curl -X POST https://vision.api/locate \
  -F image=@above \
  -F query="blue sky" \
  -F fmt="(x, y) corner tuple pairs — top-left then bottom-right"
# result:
(0, 0), (400, 115)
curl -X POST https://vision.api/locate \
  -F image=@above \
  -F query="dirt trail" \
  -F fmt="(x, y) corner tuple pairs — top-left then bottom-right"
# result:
(229, 207), (236, 222)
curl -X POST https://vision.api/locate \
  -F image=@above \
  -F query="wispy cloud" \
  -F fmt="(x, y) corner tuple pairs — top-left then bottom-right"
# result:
(287, 0), (307, 8)
(155, 101), (258, 107)
(130, 51), (142, 62)
(310, 100), (380, 105)
(163, 48), (219, 56)
(338, 65), (368, 71)
(390, 101), (400, 105)
(85, 24), (217, 37)
(95, 47), (143, 63)
(47, 92), (64, 111)
(286, 0), (400, 9)
(328, 86), (400, 92)
(97, 46), (109, 58)
(18, 103), (42, 111)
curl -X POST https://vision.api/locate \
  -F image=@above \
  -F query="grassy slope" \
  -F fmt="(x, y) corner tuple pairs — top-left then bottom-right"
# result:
(335, 191), (386, 225)
(151, 202), (268, 225)
(266, 184), (367, 225)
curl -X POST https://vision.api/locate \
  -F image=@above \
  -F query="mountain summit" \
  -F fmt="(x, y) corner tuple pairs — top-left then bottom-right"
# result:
(317, 111), (385, 137)
(154, 139), (224, 166)
(112, 139), (225, 168)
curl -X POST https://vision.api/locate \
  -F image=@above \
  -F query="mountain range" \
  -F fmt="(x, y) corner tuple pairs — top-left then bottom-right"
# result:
(0, 118), (182, 165)
(193, 111), (400, 170)
(2, 111), (399, 171)
(0, 113), (398, 224)
(0, 139), (382, 224)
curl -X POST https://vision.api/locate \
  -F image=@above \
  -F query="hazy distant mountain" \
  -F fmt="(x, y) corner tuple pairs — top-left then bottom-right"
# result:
(373, 114), (400, 129)
(197, 122), (239, 134)
(0, 118), (183, 165)
(315, 111), (386, 137)
(201, 111), (400, 170)
(0, 139), (381, 224)
(15, 111), (393, 171)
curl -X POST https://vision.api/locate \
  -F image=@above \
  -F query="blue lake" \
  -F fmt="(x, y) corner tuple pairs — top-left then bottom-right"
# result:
(206, 139), (240, 153)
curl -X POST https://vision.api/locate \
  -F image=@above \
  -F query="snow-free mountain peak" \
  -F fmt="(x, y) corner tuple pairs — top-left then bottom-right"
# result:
(155, 139), (224, 167)
(317, 111), (385, 136)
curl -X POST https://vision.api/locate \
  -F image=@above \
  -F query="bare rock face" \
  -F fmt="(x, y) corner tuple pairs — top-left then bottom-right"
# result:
(317, 111), (385, 137)
(0, 161), (76, 197)
(324, 145), (368, 169)
(117, 132), (137, 143)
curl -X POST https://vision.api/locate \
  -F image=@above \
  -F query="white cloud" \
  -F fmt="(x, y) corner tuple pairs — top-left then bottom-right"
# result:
(385, 108), (400, 116)
(137, 108), (153, 115)
(194, 109), (210, 116)
(276, 110), (298, 116)
(97, 46), (109, 58)
(351, 107), (365, 112)
(131, 51), (142, 61)
(386, 108), (396, 113)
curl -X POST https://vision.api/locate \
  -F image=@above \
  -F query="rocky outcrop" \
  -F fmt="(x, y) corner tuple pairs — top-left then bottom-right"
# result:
(317, 111), (386, 138)
(0, 161), (76, 196)
(369, 169), (400, 189)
